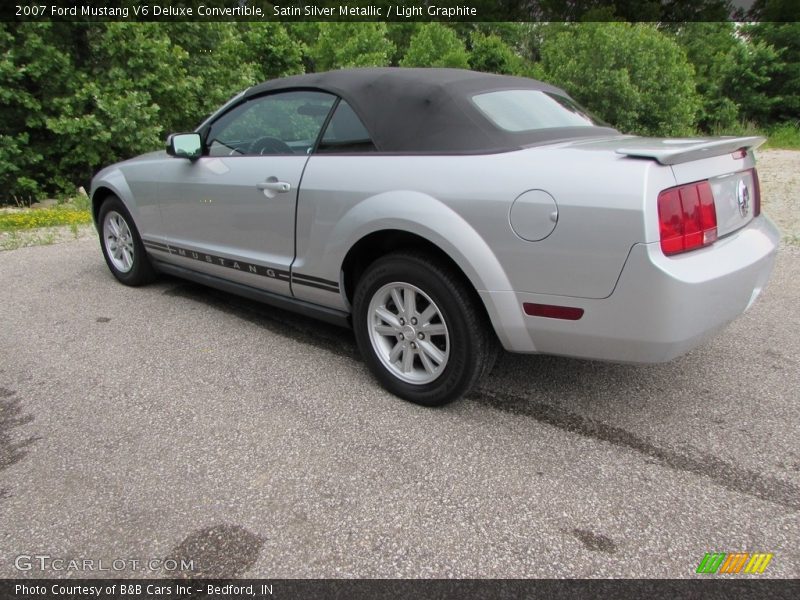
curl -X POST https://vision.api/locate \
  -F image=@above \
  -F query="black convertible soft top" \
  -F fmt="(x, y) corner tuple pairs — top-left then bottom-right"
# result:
(240, 68), (617, 154)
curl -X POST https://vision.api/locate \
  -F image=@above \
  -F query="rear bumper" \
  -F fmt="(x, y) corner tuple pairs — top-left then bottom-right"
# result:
(482, 215), (780, 362)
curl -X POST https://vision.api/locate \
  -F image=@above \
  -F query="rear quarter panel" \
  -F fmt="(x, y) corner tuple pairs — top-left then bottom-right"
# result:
(295, 146), (673, 305)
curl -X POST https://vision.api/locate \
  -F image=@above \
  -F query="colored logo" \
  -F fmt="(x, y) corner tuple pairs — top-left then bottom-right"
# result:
(696, 552), (773, 574)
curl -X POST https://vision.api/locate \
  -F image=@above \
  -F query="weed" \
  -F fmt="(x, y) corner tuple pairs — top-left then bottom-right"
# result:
(38, 231), (57, 245)
(70, 194), (91, 212)
(0, 231), (22, 251)
(0, 205), (91, 232)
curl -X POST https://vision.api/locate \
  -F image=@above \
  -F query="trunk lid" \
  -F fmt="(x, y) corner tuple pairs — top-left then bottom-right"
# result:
(662, 139), (763, 237)
(613, 135), (765, 166)
(607, 135), (765, 238)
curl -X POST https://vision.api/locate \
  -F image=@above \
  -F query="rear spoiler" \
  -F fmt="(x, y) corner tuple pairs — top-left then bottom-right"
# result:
(616, 136), (766, 165)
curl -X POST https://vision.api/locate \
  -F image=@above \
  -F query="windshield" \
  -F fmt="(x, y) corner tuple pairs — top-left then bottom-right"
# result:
(472, 90), (603, 132)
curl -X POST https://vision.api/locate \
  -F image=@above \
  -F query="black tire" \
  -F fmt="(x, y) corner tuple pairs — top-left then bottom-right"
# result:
(352, 252), (499, 406)
(97, 195), (157, 286)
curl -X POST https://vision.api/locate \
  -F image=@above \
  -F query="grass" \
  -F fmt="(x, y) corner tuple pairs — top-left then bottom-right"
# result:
(764, 122), (800, 150)
(708, 120), (800, 150)
(0, 196), (93, 250)
(0, 202), (92, 232)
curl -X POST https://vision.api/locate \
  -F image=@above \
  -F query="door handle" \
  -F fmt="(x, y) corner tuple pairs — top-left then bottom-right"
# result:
(256, 179), (291, 193)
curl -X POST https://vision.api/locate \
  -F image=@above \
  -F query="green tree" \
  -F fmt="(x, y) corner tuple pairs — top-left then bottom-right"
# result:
(450, 22), (530, 50)
(386, 23), (422, 66)
(1, 22), (304, 199)
(43, 23), (194, 190)
(468, 32), (523, 75)
(744, 21), (800, 123)
(239, 23), (304, 83)
(748, 0), (800, 20)
(164, 23), (259, 128)
(671, 22), (781, 131)
(720, 32), (780, 126)
(311, 23), (394, 71)
(533, 0), (731, 21)
(0, 23), (73, 199)
(539, 23), (700, 136)
(400, 23), (470, 69)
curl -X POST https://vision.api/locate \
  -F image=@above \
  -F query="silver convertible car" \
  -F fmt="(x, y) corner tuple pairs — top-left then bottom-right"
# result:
(91, 68), (779, 406)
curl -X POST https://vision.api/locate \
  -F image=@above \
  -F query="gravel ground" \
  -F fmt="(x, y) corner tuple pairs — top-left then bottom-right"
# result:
(0, 238), (797, 580)
(756, 149), (800, 243)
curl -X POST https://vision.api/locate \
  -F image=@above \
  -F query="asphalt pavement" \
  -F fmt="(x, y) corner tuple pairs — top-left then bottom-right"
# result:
(0, 238), (797, 578)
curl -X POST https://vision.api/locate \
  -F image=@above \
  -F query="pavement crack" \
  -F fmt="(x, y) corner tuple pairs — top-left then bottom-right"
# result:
(471, 389), (800, 511)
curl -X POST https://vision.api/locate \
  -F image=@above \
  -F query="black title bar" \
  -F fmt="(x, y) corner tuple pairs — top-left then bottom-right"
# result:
(4, 0), (799, 23)
(3, 578), (800, 600)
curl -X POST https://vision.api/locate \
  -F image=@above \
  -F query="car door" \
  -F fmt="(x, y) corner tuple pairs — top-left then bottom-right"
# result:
(156, 90), (337, 295)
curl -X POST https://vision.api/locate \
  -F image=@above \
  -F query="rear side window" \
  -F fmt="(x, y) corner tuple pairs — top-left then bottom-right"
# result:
(317, 101), (376, 153)
(472, 90), (602, 132)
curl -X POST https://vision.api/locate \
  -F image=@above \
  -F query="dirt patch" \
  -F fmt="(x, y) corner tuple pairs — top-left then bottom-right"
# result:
(167, 524), (265, 578)
(570, 528), (618, 554)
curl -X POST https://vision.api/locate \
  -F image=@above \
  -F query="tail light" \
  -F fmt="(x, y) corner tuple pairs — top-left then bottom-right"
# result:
(657, 180), (717, 256)
(752, 168), (761, 217)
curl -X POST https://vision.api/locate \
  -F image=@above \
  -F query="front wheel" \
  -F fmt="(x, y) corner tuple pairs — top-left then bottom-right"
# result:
(98, 195), (156, 286)
(352, 252), (498, 406)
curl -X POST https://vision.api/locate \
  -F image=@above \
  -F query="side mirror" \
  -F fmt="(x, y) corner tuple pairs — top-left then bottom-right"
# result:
(166, 133), (203, 160)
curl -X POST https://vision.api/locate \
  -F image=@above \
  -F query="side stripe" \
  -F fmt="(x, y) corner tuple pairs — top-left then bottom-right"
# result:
(292, 279), (340, 293)
(292, 272), (339, 286)
(142, 240), (339, 293)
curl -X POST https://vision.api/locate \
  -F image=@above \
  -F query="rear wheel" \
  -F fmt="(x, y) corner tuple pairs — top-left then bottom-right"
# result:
(98, 195), (156, 286)
(353, 252), (498, 406)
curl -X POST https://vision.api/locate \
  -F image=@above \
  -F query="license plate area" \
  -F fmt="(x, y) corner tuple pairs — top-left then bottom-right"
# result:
(710, 169), (756, 237)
